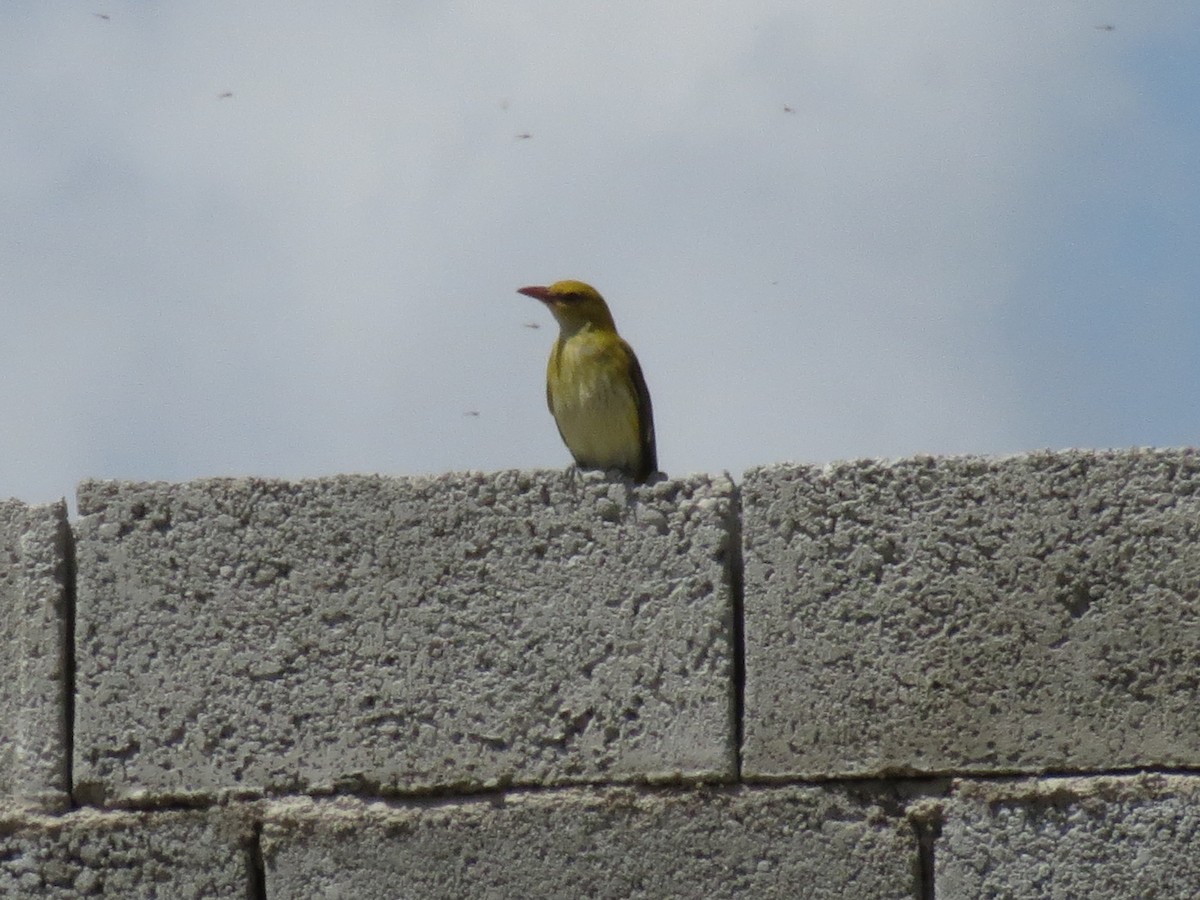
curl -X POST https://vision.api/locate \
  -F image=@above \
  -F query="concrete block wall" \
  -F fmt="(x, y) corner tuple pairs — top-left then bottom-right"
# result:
(1, 448), (1198, 897)
(0, 499), (71, 810)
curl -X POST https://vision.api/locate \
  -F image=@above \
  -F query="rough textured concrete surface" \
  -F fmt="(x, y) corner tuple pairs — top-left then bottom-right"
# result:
(262, 786), (919, 899)
(936, 774), (1200, 898)
(742, 449), (1200, 779)
(0, 804), (252, 898)
(74, 471), (736, 803)
(0, 499), (70, 809)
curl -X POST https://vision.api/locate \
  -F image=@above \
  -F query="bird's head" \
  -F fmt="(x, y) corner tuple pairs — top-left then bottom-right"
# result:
(517, 280), (617, 334)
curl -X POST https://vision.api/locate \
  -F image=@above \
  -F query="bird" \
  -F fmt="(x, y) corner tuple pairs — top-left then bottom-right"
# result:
(517, 280), (657, 483)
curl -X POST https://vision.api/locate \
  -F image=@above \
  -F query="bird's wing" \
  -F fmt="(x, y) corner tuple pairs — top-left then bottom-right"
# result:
(623, 340), (657, 481)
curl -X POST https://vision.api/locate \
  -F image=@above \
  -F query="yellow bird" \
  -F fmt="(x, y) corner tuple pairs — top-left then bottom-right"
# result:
(517, 280), (658, 483)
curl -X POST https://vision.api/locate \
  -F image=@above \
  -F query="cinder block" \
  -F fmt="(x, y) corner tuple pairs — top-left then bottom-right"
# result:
(74, 471), (736, 804)
(742, 449), (1200, 779)
(0, 804), (252, 898)
(936, 774), (1200, 898)
(0, 499), (70, 809)
(262, 786), (919, 899)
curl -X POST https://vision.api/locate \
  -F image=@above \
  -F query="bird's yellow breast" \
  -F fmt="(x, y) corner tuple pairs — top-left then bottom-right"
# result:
(547, 331), (642, 471)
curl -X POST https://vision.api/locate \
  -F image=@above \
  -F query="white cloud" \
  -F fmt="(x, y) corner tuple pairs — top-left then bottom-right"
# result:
(0, 1), (1195, 501)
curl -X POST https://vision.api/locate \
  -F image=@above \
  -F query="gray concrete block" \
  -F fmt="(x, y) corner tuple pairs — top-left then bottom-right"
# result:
(262, 786), (919, 899)
(0, 499), (70, 809)
(935, 774), (1200, 898)
(74, 471), (736, 804)
(0, 804), (252, 898)
(742, 449), (1200, 779)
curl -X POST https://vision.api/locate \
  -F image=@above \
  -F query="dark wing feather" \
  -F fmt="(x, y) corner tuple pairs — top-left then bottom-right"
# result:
(624, 341), (658, 482)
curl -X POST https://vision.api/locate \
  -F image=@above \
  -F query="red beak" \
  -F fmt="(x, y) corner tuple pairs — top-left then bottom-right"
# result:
(517, 285), (552, 302)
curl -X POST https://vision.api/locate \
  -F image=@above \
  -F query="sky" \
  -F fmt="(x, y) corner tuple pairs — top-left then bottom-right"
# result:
(3, 2), (1198, 507)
